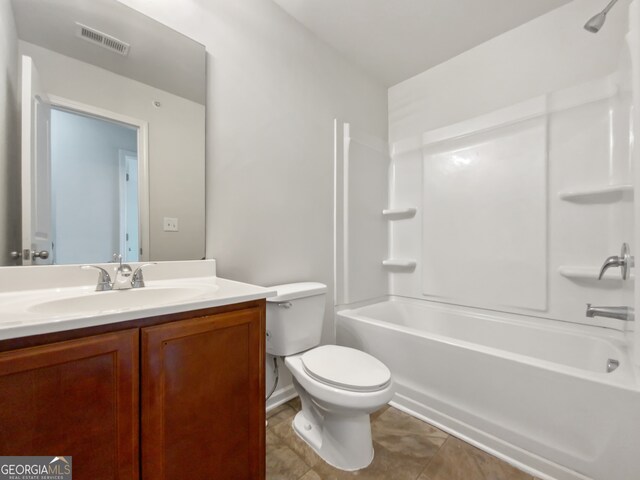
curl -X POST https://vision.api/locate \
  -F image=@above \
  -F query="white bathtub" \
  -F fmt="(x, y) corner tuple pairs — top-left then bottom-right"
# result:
(336, 297), (640, 480)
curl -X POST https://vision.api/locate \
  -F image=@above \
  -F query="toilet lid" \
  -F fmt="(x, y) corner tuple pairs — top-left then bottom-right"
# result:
(301, 345), (391, 392)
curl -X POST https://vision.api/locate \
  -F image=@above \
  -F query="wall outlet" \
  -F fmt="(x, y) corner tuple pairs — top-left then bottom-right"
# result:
(163, 217), (179, 232)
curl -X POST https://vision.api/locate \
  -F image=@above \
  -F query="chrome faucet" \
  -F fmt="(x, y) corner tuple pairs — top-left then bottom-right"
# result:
(112, 254), (134, 290)
(586, 303), (634, 321)
(82, 255), (156, 291)
(81, 265), (112, 291)
(131, 263), (156, 288)
(598, 243), (634, 280)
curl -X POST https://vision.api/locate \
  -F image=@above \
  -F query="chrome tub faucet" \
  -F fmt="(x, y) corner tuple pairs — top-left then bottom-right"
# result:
(585, 304), (634, 321)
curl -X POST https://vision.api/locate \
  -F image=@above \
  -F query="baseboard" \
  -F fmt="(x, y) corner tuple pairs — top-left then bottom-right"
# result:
(390, 393), (591, 480)
(266, 385), (297, 412)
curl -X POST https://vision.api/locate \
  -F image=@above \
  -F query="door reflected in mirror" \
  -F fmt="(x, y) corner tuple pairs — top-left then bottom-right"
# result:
(51, 107), (140, 264)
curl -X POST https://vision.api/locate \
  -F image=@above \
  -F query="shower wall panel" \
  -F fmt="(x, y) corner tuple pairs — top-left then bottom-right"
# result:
(389, 75), (634, 328)
(334, 121), (389, 306)
(421, 118), (547, 311)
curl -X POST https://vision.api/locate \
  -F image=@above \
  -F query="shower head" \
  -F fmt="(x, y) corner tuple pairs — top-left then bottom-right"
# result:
(584, 11), (607, 32)
(584, 0), (620, 33)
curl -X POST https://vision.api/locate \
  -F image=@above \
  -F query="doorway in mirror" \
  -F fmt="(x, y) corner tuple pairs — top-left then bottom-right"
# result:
(50, 107), (140, 264)
(119, 149), (139, 263)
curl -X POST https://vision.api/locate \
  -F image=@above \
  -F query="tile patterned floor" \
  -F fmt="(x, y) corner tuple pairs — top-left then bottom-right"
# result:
(266, 399), (541, 480)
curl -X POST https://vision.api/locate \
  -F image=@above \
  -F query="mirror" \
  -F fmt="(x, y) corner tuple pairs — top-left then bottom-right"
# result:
(0, 0), (206, 266)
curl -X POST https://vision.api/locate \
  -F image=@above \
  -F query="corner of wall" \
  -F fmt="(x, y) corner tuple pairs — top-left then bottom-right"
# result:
(0, 0), (21, 266)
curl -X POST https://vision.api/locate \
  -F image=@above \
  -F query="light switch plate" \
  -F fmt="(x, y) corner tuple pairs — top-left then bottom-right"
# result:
(163, 217), (178, 232)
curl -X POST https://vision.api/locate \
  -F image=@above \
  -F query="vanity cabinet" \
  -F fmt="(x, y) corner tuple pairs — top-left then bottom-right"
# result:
(0, 301), (266, 480)
(0, 329), (139, 480)
(141, 307), (264, 479)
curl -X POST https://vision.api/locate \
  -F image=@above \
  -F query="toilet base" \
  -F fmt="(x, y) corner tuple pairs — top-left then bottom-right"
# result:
(291, 409), (375, 471)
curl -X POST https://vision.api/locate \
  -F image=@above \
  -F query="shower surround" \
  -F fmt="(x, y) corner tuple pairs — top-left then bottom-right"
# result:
(334, 1), (640, 479)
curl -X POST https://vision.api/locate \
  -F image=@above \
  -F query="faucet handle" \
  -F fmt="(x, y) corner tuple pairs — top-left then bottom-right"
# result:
(598, 243), (634, 280)
(81, 265), (113, 291)
(598, 255), (623, 279)
(131, 263), (157, 288)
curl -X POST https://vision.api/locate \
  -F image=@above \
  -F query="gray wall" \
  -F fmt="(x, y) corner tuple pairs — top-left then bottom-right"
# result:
(0, 0), (20, 265)
(121, 0), (388, 336)
(119, 0), (388, 398)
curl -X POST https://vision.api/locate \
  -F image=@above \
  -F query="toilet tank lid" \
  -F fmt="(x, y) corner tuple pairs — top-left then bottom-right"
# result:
(266, 282), (327, 302)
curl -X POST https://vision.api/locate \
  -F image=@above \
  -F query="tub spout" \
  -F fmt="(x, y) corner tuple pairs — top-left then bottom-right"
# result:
(585, 304), (634, 321)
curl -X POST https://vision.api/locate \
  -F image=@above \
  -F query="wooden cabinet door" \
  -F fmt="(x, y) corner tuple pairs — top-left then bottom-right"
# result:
(0, 329), (139, 480)
(141, 306), (265, 480)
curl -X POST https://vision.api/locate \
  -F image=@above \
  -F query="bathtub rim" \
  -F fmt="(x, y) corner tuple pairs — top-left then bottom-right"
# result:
(337, 295), (630, 343)
(336, 296), (639, 391)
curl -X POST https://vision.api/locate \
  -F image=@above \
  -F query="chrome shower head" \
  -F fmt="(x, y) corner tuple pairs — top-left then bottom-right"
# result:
(584, 0), (620, 33)
(584, 11), (607, 32)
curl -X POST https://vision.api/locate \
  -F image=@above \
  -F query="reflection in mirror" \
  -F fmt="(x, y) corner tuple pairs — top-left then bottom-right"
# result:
(51, 107), (139, 264)
(0, 0), (206, 266)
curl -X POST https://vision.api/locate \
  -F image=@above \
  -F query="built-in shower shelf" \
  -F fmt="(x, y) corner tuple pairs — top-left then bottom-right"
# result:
(382, 259), (417, 270)
(558, 266), (635, 281)
(558, 184), (633, 203)
(382, 207), (417, 220)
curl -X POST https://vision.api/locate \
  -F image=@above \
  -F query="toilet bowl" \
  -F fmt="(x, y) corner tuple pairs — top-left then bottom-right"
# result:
(285, 346), (393, 470)
(266, 283), (394, 471)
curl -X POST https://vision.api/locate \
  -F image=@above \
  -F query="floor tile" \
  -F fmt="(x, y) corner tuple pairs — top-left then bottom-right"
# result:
(372, 407), (447, 460)
(266, 429), (311, 480)
(287, 396), (302, 412)
(418, 436), (533, 480)
(370, 404), (390, 422)
(267, 401), (533, 480)
(268, 403), (292, 420)
(299, 470), (323, 480)
(268, 403), (298, 430)
(271, 407), (430, 479)
(271, 414), (323, 469)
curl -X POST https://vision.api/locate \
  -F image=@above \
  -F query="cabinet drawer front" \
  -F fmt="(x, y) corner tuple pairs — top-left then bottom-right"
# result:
(0, 329), (139, 480)
(141, 307), (265, 480)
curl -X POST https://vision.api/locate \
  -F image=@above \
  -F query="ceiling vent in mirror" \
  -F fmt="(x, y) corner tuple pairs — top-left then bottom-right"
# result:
(75, 22), (130, 56)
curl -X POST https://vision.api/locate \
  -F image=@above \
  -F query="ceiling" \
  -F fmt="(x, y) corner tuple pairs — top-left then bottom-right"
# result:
(11, 0), (206, 104)
(273, 0), (573, 86)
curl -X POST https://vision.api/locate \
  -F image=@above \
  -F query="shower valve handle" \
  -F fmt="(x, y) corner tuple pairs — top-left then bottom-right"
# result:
(598, 243), (634, 280)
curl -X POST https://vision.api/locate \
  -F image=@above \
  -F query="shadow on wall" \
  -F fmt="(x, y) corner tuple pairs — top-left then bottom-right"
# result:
(0, 71), (21, 266)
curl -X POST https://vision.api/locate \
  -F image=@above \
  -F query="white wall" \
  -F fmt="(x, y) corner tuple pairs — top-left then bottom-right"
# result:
(389, 0), (631, 143)
(0, 0), (20, 265)
(51, 109), (137, 264)
(334, 122), (389, 306)
(19, 40), (206, 262)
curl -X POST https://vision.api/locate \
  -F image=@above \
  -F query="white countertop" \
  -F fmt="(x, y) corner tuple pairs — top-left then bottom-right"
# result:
(0, 260), (276, 341)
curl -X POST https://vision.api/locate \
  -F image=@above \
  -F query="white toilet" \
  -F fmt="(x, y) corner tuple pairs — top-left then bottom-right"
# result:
(266, 282), (394, 471)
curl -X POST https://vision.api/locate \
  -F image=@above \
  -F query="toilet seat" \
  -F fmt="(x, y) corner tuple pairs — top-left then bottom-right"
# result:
(301, 345), (391, 392)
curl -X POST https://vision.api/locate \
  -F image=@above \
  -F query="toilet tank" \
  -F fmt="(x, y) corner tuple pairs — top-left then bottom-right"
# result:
(266, 282), (327, 356)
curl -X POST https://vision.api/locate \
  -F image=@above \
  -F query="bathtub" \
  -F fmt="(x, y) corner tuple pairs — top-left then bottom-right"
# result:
(336, 297), (640, 480)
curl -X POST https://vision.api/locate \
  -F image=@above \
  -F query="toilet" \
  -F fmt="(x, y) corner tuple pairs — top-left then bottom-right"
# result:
(266, 282), (394, 471)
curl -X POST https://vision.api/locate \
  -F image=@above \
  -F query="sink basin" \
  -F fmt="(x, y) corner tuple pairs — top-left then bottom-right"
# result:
(28, 286), (218, 316)
(0, 259), (276, 341)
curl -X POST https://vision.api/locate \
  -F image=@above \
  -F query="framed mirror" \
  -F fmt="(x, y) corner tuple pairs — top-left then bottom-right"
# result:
(0, 0), (206, 266)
